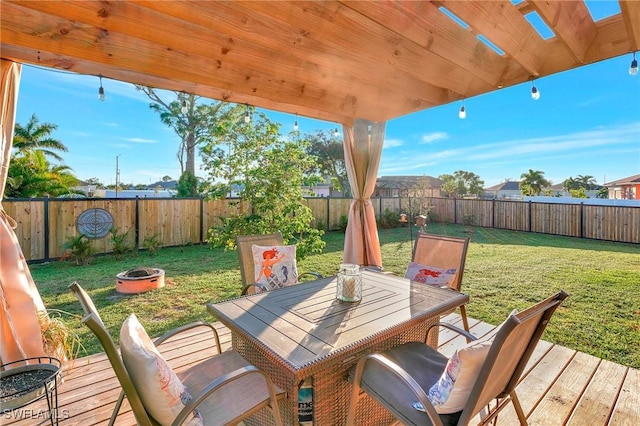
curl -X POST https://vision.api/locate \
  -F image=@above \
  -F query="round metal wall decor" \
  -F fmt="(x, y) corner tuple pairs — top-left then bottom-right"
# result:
(77, 208), (113, 239)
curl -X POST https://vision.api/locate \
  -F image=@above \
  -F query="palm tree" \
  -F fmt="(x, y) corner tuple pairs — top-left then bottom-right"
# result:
(13, 113), (68, 162)
(576, 174), (597, 190)
(519, 169), (551, 196)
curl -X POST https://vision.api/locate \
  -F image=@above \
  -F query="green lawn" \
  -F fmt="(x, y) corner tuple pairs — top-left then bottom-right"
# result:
(31, 223), (640, 369)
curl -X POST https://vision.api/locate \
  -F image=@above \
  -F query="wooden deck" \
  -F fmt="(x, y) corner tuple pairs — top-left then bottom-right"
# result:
(2, 314), (638, 426)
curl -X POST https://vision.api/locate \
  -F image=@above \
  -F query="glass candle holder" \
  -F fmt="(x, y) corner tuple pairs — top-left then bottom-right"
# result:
(336, 264), (362, 302)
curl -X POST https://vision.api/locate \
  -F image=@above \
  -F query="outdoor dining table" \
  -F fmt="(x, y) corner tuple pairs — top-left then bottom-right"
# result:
(207, 269), (469, 425)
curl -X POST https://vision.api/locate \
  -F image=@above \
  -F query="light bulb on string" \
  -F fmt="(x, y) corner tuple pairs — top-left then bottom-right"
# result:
(244, 104), (251, 123)
(181, 95), (188, 114)
(294, 113), (299, 131)
(531, 81), (540, 100)
(98, 75), (105, 101)
(333, 126), (340, 137)
(458, 101), (466, 119)
(630, 52), (638, 76)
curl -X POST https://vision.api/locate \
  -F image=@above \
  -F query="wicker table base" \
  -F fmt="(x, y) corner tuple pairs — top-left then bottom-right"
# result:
(238, 320), (438, 426)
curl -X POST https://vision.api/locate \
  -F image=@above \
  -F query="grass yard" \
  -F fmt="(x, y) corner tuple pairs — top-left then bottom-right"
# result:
(30, 223), (640, 369)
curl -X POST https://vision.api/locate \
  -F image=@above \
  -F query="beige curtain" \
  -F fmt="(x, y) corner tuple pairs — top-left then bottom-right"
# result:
(1, 59), (46, 366)
(342, 119), (385, 267)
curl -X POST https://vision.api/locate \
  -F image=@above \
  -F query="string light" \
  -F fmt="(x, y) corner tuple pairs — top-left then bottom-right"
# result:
(333, 125), (340, 137)
(531, 80), (540, 100)
(244, 104), (251, 123)
(181, 94), (188, 114)
(98, 75), (105, 101)
(630, 52), (638, 76)
(294, 113), (299, 131)
(458, 101), (466, 119)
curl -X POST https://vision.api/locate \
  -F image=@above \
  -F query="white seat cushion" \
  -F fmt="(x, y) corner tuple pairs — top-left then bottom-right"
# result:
(405, 261), (457, 287)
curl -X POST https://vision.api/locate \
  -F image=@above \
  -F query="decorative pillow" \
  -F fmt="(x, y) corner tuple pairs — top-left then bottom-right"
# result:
(251, 244), (298, 290)
(405, 262), (457, 287)
(427, 311), (516, 414)
(120, 314), (203, 426)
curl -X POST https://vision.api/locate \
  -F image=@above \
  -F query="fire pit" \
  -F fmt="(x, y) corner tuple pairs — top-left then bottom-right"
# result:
(116, 267), (165, 294)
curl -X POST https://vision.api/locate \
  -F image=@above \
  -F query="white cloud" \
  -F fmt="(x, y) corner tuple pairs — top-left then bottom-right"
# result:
(384, 138), (404, 148)
(420, 132), (449, 144)
(123, 137), (158, 144)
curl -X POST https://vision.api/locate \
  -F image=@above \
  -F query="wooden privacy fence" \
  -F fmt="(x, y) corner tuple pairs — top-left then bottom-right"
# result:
(2, 196), (638, 262)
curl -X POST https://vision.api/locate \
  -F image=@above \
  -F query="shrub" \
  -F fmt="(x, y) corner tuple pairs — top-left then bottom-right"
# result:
(110, 227), (134, 260)
(142, 233), (161, 257)
(63, 234), (96, 266)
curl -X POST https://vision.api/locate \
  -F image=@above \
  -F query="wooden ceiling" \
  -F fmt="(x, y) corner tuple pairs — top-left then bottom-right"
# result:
(1, 1), (639, 125)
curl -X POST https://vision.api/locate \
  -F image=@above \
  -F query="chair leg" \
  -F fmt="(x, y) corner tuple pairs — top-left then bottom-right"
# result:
(510, 390), (528, 426)
(459, 304), (471, 343)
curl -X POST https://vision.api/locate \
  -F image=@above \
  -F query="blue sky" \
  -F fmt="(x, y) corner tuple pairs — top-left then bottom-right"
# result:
(13, 4), (640, 188)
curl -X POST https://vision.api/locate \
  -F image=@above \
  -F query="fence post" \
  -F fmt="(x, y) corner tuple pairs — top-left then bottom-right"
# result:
(199, 196), (204, 244)
(491, 199), (495, 228)
(528, 200), (532, 232)
(135, 197), (140, 249)
(43, 196), (50, 262)
(326, 197), (330, 231)
(454, 198), (457, 224)
(580, 202), (584, 239)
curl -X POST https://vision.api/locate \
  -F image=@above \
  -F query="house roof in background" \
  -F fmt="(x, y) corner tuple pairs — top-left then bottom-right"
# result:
(2, 1), (638, 124)
(485, 181), (520, 191)
(376, 175), (442, 189)
(604, 173), (640, 186)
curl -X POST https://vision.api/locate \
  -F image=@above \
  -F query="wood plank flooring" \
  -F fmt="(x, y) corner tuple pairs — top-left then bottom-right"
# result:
(2, 314), (637, 426)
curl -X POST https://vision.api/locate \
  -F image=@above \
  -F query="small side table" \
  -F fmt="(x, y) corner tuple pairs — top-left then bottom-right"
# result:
(1, 356), (62, 426)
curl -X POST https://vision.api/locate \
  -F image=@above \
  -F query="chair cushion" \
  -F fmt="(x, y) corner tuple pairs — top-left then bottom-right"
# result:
(427, 312), (514, 414)
(251, 244), (298, 290)
(405, 262), (457, 287)
(119, 314), (203, 426)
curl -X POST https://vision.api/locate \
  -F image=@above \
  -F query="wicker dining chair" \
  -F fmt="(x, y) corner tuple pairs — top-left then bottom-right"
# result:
(68, 282), (285, 426)
(347, 290), (569, 426)
(411, 233), (471, 336)
(236, 232), (322, 295)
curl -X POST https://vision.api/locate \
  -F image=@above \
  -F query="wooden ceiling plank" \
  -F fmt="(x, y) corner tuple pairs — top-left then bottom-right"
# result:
(619, 0), (640, 51)
(0, 2), (433, 122)
(437, 0), (546, 77)
(583, 14), (636, 64)
(344, 0), (510, 88)
(222, 0), (494, 97)
(130, 0), (451, 107)
(529, 0), (597, 63)
(12, 0), (443, 111)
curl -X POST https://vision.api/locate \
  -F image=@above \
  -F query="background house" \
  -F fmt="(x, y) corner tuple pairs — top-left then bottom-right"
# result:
(483, 180), (522, 200)
(604, 174), (640, 200)
(374, 176), (441, 198)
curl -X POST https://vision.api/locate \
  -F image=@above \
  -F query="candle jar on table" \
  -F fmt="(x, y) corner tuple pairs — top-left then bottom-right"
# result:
(336, 264), (362, 302)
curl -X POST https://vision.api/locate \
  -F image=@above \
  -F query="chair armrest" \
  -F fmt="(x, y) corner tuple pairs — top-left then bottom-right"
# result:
(298, 271), (323, 281)
(426, 322), (478, 344)
(241, 283), (269, 296)
(351, 353), (444, 426)
(171, 364), (282, 426)
(153, 321), (222, 355)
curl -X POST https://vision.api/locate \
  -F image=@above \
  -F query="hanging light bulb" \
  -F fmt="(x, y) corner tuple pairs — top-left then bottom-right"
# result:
(98, 75), (105, 101)
(181, 95), (188, 114)
(458, 101), (466, 119)
(244, 104), (251, 123)
(333, 126), (340, 137)
(630, 52), (638, 76)
(294, 113), (299, 131)
(531, 80), (540, 100)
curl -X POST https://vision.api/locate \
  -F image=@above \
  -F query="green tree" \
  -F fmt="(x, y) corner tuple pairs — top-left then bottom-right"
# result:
(519, 169), (550, 196)
(438, 174), (458, 198)
(304, 130), (349, 196)
(135, 87), (243, 179)
(576, 174), (597, 190)
(13, 114), (68, 162)
(569, 187), (588, 198)
(200, 112), (325, 259)
(176, 171), (200, 197)
(6, 151), (79, 198)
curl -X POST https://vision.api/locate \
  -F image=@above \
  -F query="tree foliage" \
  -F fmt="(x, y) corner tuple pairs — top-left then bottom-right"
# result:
(563, 175), (597, 192)
(7, 115), (78, 198)
(135, 87), (243, 180)
(200, 112), (325, 259)
(438, 170), (485, 197)
(519, 169), (551, 196)
(303, 130), (349, 196)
